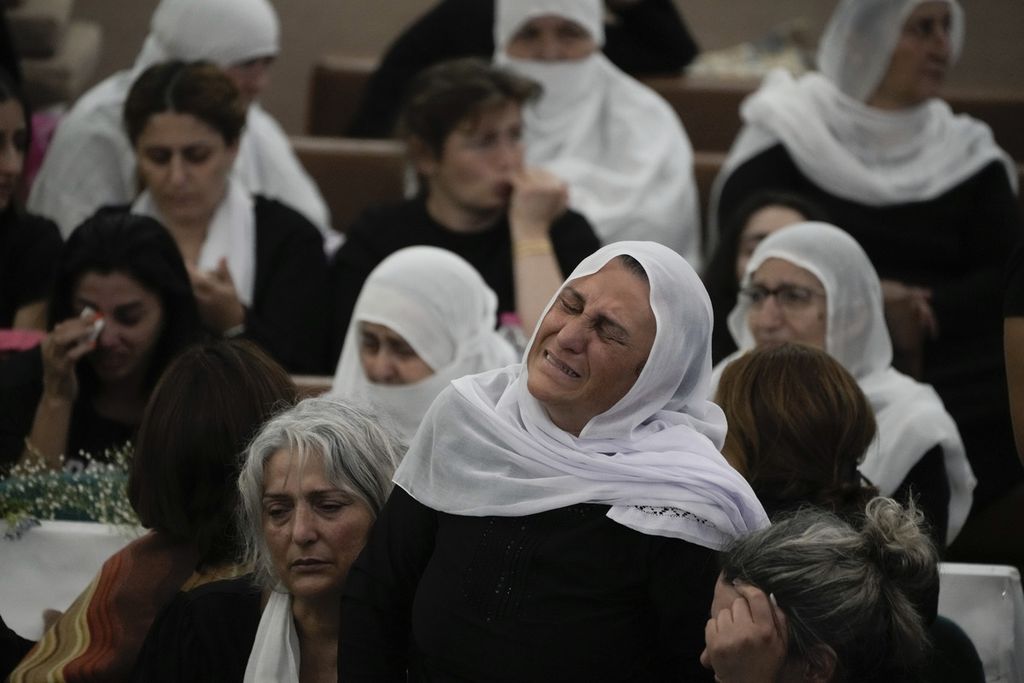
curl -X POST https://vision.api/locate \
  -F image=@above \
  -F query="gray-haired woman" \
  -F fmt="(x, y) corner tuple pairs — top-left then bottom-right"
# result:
(701, 497), (940, 683)
(131, 397), (403, 683)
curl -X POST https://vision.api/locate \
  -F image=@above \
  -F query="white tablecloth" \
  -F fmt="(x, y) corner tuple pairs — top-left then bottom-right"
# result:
(0, 520), (141, 639)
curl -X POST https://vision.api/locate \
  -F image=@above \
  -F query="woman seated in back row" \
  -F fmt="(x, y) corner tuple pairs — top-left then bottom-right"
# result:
(332, 246), (517, 442)
(0, 213), (201, 471)
(112, 60), (329, 373)
(711, 222), (976, 550)
(494, 0), (702, 264)
(331, 57), (599, 365)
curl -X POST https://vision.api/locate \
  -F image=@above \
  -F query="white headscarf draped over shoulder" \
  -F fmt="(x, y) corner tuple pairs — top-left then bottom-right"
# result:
(331, 247), (517, 442)
(709, 0), (1015, 237)
(714, 222), (975, 544)
(493, 0), (702, 268)
(394, 242), (769, 551)
(27, 0), (335, 252)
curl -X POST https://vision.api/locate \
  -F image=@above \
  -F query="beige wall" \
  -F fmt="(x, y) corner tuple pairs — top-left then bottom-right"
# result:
(72, 0), (1024, 134)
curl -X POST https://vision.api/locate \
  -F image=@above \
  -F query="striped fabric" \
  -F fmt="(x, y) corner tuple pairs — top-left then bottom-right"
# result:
(9, 531), (246, 681)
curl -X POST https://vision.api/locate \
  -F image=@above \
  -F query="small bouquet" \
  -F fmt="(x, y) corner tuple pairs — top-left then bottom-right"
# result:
(1, 444), (139, 539)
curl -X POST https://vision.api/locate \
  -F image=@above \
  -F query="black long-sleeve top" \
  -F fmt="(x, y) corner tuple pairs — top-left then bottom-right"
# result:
(347, 0), (699, 138)
(339, 486), (718, 682)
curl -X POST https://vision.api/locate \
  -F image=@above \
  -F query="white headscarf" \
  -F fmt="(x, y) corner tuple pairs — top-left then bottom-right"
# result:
(331, 247), (518, 442)
(394, 241), (769, 550)
(494, 0), (702, 267)
(131, 177), (257, 306)
(26, 0), (336, 252)
(714, 222), (975, 544)
(709, 0), (1015, 237)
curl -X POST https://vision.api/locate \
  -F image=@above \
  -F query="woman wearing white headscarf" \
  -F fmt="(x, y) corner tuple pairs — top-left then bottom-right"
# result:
(494, 0), (702, 267)
(331, 246), (517, 442)
(340, 241), (767, 681)
(26, 0), (335, 251)
(710, 0), (1020, 526)
(711, 222), (975, 546)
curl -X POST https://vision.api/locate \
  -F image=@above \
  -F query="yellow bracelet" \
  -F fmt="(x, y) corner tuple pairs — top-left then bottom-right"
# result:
(514, 238), (554, 259)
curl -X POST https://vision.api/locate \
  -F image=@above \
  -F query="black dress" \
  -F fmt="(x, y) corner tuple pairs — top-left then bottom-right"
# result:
(346, 0), (699, 138)
(131, 576), (261, 683)
(0, 206), (62, 328)
(718, 147), (1024, 511)
(340, 487), (718, 682)
(329, 197), (600, 364)
(100, 197), (330, 374)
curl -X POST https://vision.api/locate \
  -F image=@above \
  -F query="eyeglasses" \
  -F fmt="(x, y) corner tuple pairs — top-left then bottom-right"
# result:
(740, 284), (826, 311)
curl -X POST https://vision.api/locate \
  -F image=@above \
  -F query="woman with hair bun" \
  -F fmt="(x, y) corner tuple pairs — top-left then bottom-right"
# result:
(701, 497), (939, 683)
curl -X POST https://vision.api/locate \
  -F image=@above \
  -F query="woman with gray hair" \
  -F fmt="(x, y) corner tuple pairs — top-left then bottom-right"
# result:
(701, 497), (939, 683)
(131, 396), (402, 682)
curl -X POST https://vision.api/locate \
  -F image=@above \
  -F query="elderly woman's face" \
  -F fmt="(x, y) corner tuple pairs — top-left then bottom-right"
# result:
(262, 449), (374, 602)
(526, 258), (656, 436)
(359, 322), (434, 385)
(745, 258), (827, 351)
(505, 15), (597, 61)
(869, 1), (952, 109)
(134, 111), (237, 228)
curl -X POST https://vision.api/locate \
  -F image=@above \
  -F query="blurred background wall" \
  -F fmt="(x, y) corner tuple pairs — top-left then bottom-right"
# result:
(70, 0), (1024, 134)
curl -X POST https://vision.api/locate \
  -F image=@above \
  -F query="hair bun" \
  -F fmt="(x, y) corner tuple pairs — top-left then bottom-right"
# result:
(859, 497), (939, 620)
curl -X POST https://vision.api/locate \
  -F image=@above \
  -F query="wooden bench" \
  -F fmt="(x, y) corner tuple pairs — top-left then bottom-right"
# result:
(306, 54), (377, 136)
(290, 135), (406, 234)
(305, 53), (1024, 162)
(643, 75), (1024, 162)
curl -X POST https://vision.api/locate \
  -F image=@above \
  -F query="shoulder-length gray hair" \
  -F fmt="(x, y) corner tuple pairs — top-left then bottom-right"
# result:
(237, 396), (404, 590)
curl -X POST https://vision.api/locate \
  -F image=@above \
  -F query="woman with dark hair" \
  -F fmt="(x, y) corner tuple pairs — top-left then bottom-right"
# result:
(10, 339), (297, 681)
(113, 60), (328, 373)
(0, 212), (202, 471)
(703, 190), (826, 363)
(715, 342), (878, 520)
(0, 67), (62, 332)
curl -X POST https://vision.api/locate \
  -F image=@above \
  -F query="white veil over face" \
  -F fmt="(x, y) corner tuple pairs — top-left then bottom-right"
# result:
(817, 0), (964, 103)
(394, 241), (769, 551)
(492, 0), (702, 266)
(331, 246), (517, 442)
(719, 222), (975, 543)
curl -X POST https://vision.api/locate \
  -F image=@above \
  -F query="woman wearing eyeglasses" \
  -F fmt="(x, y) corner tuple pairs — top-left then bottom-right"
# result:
(710, 222), (975, 553)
